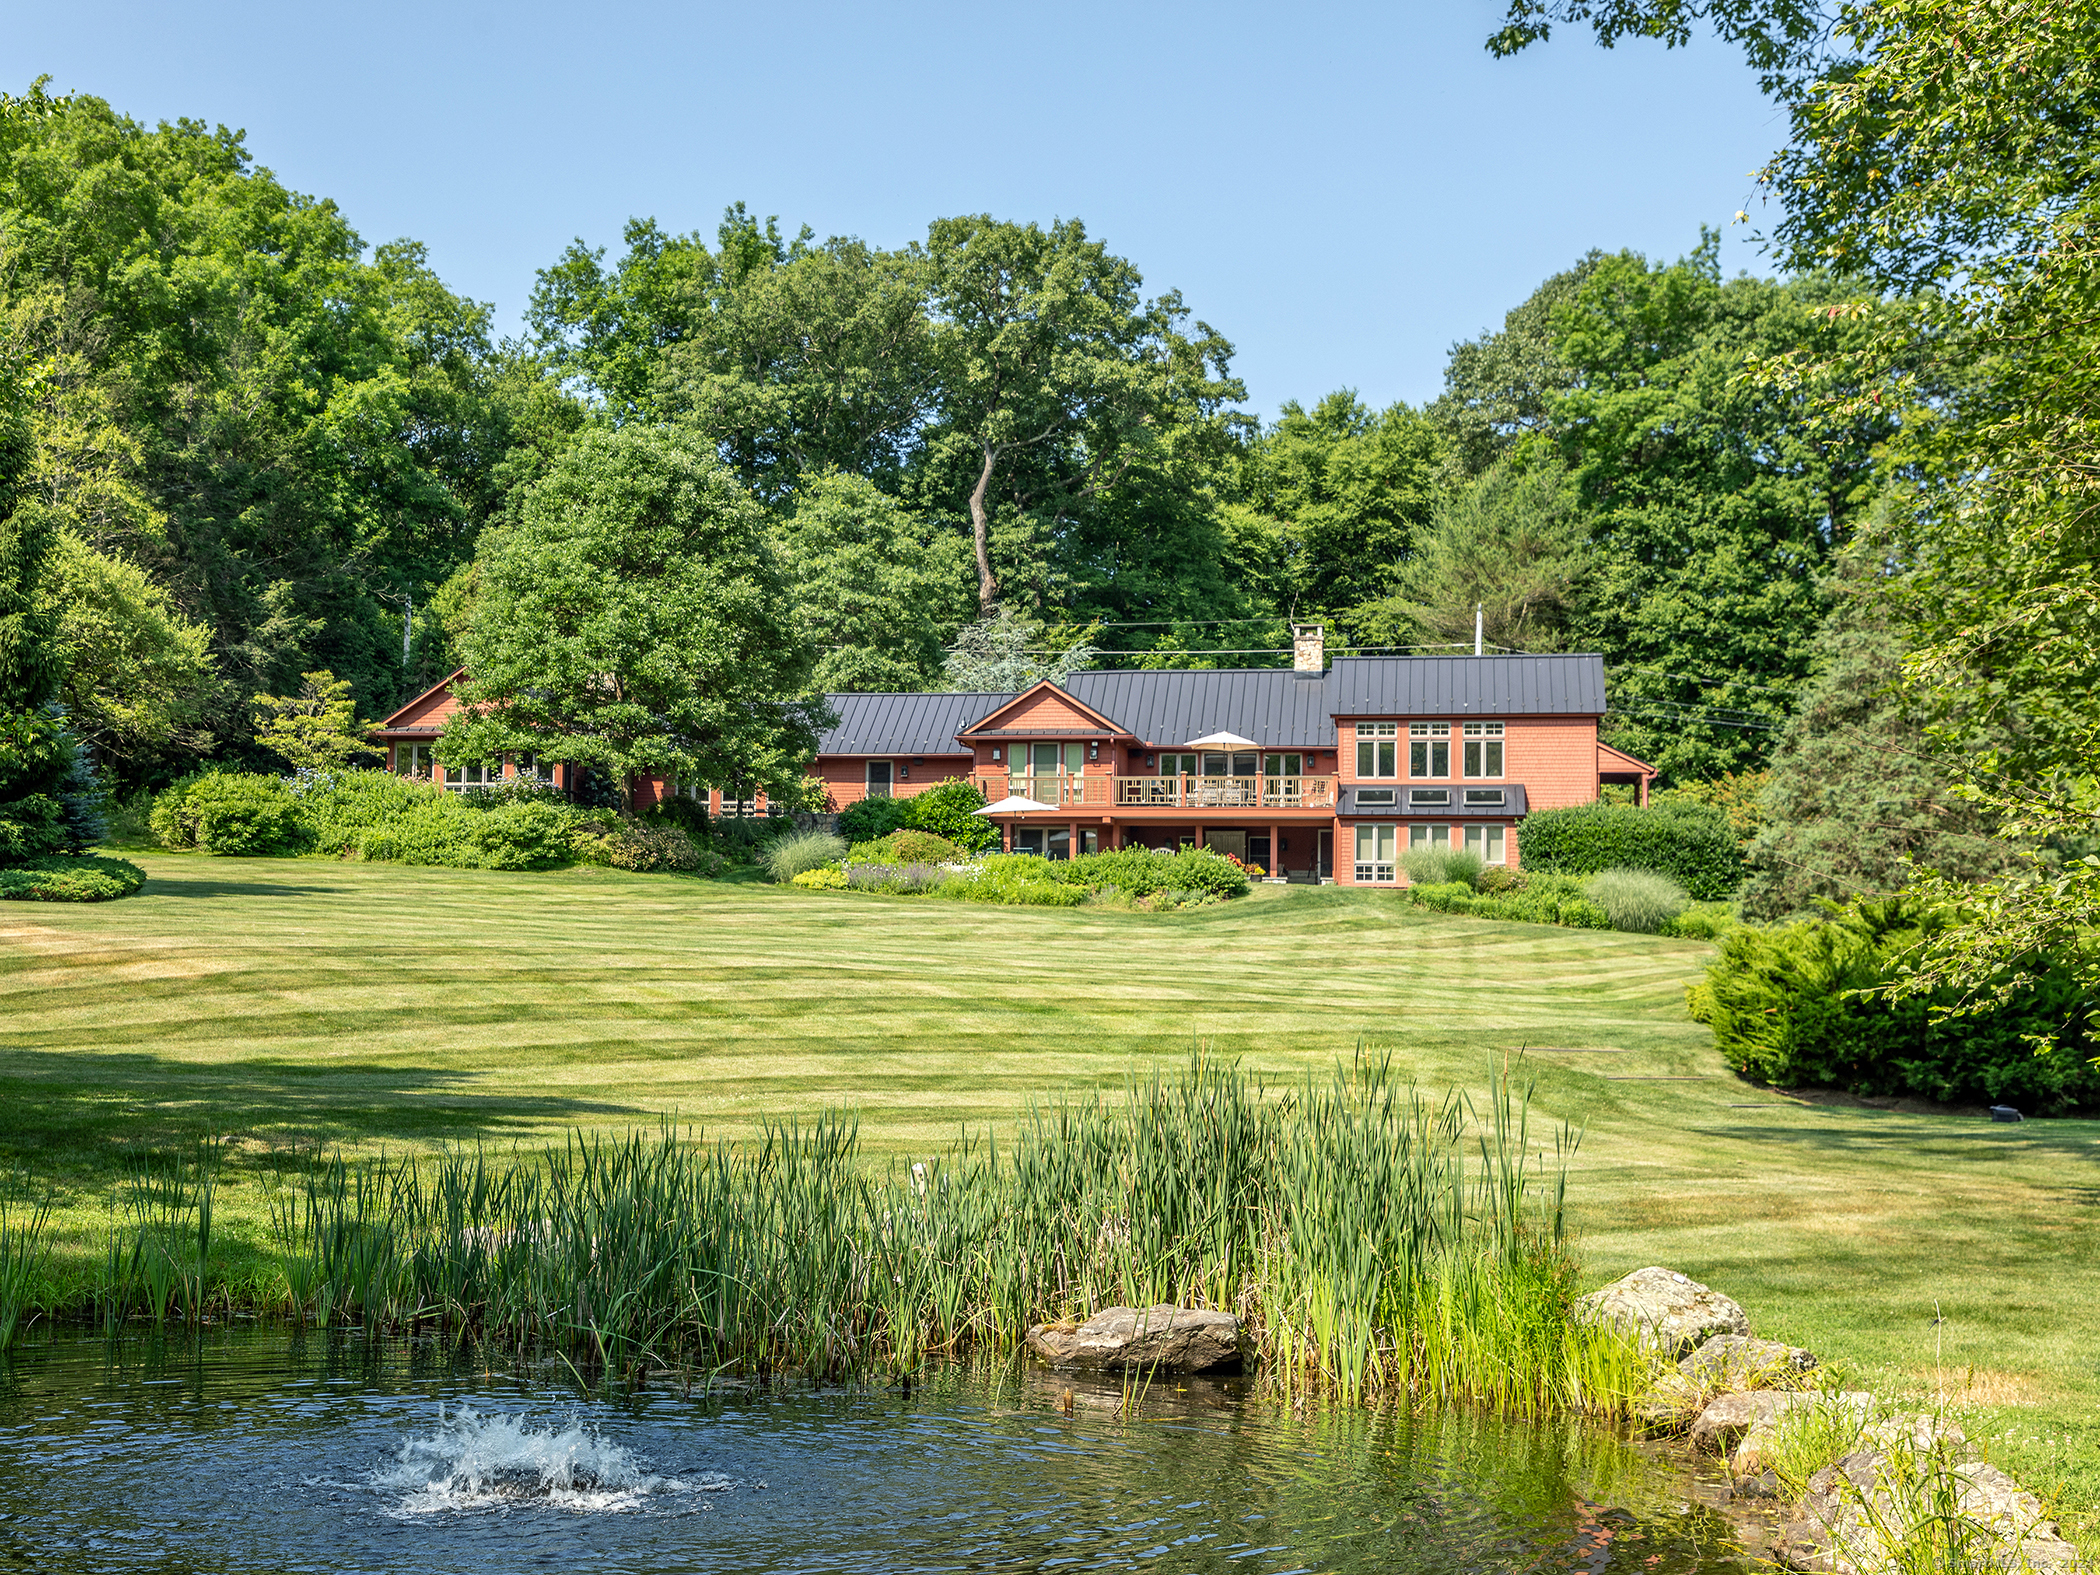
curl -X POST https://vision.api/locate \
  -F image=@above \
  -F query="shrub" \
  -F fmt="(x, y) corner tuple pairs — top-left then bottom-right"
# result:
(843, 862), (952, 893)
(1060, 846), (1251, 900)
(791, 865), (849, 890)
(151, 772), (309, 856)
(711, 815), (794, 864)
(1687, 898), (2100, 1113)
(901, 778), (999, 853)
(1401, 874), (1610, 929)
(932, 855), (1089, 906)
(836, 795), (914, 844)
(1400, 846), (1485, 889)
(1584, 867), (1690, 933)
(570, 813), (720, 874)
(1517, 800), (1744, 899)
(847, 829), (967, 865)
(1659, 903), (1738, 941)
(0, 853), (148, 901)
(765, 830), (847, 882)
(642, 796), (710, 840)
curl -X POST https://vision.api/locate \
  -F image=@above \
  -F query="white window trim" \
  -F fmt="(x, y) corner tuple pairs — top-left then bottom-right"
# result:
(1464, 823), (1509, 865)
(1462, 720), (1506, 779)
(1353, 822), (1397, 884)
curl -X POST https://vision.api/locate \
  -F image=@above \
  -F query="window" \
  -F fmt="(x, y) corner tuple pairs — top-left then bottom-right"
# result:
(517, 753), (555, 785)
(1264, 753), (1303, 778)
(1464, 788), (1505, 807)
(1353, 823), (1396, 883)
(1409, 722), (1449, 778)
(1356, 722), (1398, 777)
(1159, 752), (1196, 778)
(1407, 788), (1450, 807)
(867, 760), (894, 798)
(442, 760), (501, 791)
(1408, 824), (1451, 850)
(1354, 787), (1396, 807)
(1463, 721), (1505, 777)
(392, 742), (437, 777)
(1464, 824), (1507, 865)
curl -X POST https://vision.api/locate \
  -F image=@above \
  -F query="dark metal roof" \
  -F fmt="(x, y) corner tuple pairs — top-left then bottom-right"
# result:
(1062, 668), (1337, 749)
(814, 692), (1009, 755)
(1325, 655), (1606, 716)
(1337, 784), (1530, 818)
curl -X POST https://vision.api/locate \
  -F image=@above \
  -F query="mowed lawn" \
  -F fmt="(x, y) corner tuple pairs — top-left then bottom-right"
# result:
(5, 853), (2098, 1535)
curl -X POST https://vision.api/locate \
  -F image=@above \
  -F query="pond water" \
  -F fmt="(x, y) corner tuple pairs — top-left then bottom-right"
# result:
(0, 1330), (1753, 1574)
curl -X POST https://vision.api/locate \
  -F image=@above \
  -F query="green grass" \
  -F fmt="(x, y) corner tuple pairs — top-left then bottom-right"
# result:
(4, 853), (2098, 1541)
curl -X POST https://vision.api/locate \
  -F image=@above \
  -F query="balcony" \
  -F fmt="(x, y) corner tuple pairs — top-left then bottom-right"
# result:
(970, 773), (1335, 811)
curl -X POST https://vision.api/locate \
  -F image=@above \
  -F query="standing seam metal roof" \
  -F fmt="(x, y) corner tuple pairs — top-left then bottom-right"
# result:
(811, 657), (1609, 755)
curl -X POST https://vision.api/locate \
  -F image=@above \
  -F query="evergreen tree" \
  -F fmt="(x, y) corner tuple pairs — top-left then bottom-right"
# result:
(0, 356), (74, 864)
(1741, 542), (2009, 919)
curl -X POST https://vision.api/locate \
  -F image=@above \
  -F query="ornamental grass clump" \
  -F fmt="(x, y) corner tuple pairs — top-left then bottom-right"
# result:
(763, 829), (847, 882)
(1584, 867), (1691, 933)
(1400, 846), (1485, 889)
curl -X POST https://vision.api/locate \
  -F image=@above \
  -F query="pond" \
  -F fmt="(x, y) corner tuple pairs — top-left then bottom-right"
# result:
(0, 1329), (1754, 1574)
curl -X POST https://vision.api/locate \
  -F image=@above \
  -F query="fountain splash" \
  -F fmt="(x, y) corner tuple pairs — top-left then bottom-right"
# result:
(368, 1407), (729, 1516)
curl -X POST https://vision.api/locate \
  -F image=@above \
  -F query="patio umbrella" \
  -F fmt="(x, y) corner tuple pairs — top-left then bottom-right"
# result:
(973, 795), (1059, 815)
(1182, 731), (1259, 750)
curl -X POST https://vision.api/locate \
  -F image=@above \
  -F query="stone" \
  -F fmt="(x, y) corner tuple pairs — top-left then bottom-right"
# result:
(1680, 1333), (1819, 1390)
(1777, 1444), (2082, 1575)
(1024, 1306), (1241, 1374)
(1691, 1390), (1814, 1454)
(1575, 1267), (1750, 1357)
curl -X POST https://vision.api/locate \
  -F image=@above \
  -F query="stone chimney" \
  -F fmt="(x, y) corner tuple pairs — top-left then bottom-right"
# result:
(1292, 623), (1325, 674)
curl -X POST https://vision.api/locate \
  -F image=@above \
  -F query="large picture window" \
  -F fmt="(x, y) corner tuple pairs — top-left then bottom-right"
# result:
(1464, 824), (1507, 865)
(392, 742), (437, 777)
(1463, 721), (1504, 777)
(1353, 823), (1396, 883)
(441, 761), (502, 791)
(1408, 824), (1451, 850)
(1409, 722), (1449, 778)
(1356, 723), (1398, 777)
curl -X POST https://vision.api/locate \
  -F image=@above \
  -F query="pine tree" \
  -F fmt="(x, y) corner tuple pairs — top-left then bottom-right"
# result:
(1741, 546), (2008, 919)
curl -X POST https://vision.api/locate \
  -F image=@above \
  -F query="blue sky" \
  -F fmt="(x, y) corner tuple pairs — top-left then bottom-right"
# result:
(9, 1), (1783, 419)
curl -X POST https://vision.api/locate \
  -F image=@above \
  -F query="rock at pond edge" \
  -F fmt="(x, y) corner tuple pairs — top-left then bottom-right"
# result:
(1025, 1306), (1241, 1374)
(1576, 1267), (1750, 1358)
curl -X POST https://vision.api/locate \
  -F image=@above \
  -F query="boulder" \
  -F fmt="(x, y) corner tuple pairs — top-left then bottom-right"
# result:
(1691, 1389), (1815, 1454)
(1575, 1267), (1750, 1357)
(1024, 1306), (1241, 1374)
(1681, 1333), (1818, 1390)
(1777, 1445), (2082, 1574)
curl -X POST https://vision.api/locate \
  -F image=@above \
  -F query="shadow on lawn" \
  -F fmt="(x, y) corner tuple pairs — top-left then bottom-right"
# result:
(139, 874), (349, 900)
(1701, 1112), (2100, 1170)
(0, 1046), (652, 1154)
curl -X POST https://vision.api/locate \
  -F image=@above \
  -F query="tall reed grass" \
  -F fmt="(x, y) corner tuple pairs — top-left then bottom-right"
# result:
(0, 1182), (53, 1349)
(34, 1055), (1641, 1416)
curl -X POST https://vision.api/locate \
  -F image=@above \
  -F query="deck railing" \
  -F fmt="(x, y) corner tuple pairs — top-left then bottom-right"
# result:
(971, 773), (1335, 810)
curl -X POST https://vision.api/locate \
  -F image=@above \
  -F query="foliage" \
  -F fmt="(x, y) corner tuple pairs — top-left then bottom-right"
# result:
(1060, 846), (1252, 899)
(893, 776), (999, 853)
(774, 472), (963, 691)
(1651, 770), (1770, 849)
(566, 815), (720, 875)
(1221, 392), (1446, 626)
(446, 425), (828, 811)
(1400, 845), (1486, 889)
(1657, 903), (1739, 942)
(941, 605), (1098, 692)
(1686, 899), (2100, 1113)
(1742, 541), (2010, 922)
(150, 771), (308, 857)
(1583, 867), (1690, 934)
(36, 531), (218, 785)
(929, 854), (1090, 906)
(252, 671), (379, 773)
(1357, 458), (1592, 652)
(842, 862), (953, 894)
(1518, 800), (1743, 899)
(846, 829), (967, 865)
(0, 81), (553, 737)
(791, 865), (849, 889)
(1401, 875), (1611, 930)
(0, 852), (146, 902)
(640, 795), (709, 840)
(764, 829), (847, 882)
(835, 794), (914, 844)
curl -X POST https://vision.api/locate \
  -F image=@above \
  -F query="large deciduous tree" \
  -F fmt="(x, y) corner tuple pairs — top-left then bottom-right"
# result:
(445, 426), (828, 810)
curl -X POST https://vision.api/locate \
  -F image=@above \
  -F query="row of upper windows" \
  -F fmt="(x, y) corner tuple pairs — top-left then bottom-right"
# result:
(1354, 721), (1503, 779)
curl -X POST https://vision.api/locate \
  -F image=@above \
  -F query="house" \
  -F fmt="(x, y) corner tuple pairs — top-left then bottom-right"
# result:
(369, 628), (1654, 884)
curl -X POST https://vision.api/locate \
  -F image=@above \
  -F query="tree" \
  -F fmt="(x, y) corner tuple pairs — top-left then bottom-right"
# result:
(1222, 393), (1447, 626)
(445, 426), (828, 810)
(1356, 458), (1592, 651)
(253, 671), (378, 773)
(1431, 254), (1601, 476)
(0, 349), (72, 864)
(1742, 540), (2010, 920)
(941, 606), (1098, 692)
(774, 473), (967, 693)
(912, 216), (1243, 615)
(39, 531), (218, 784)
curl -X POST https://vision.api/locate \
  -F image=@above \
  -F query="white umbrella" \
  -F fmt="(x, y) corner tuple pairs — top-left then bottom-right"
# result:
(973, 795), (1059, 815)
(1183, 731), (1259, 751)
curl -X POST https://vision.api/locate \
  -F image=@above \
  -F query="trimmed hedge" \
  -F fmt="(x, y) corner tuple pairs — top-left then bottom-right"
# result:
(151, 770), (713, 875)
(0, 853), (148, 902)
(1518, 800), (1744, 899)
(1687, 898), (2100, 1113)
(1401, 875), (1610, 929)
